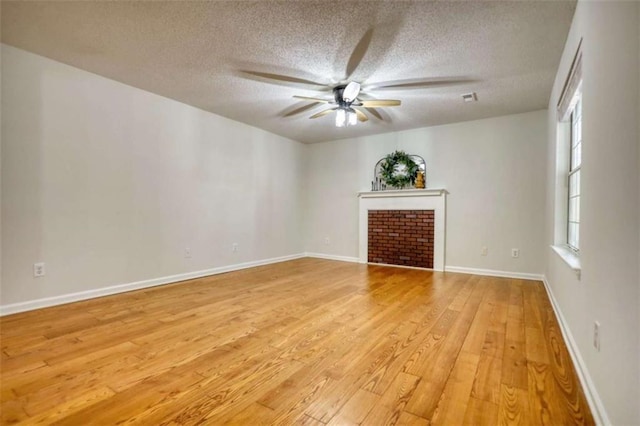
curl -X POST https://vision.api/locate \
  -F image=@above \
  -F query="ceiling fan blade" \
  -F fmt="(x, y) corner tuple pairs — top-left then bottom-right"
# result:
(367, 78), (476, 90)
(346, 27), (374, 79)
(359, 99), (401, 107)
(365, 107), (384, 121)
(281, 102), (322, 118)
(354, 108), (369, 122)
(239, 70), (328, 89)
(293, 95), (330, 103)
(309, 108), (338, 119)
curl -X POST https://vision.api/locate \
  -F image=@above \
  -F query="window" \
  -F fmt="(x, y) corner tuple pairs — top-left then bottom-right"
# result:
(567, 93), (582, 251)
(553, 42), (582, 275)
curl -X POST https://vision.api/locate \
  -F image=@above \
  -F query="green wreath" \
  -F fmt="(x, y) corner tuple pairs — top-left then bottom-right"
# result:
(380, 150), (419, 188)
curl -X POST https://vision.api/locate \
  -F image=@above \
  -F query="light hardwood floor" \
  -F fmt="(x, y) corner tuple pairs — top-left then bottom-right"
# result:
(1, 258), (593, 425)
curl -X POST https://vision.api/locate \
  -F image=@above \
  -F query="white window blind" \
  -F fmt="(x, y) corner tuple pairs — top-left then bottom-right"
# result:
(557, 41), (582, 121)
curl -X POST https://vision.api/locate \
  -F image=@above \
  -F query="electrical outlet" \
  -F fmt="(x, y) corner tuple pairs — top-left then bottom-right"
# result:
(232, 243), (239, 252)
(324, 237), (330, 245)
(511, 248), (520, 258)
(184, 248), (192, 258)
(593, 321), (601, 351)
(33, 262), (45, 277)
(481, 246), (488, 256)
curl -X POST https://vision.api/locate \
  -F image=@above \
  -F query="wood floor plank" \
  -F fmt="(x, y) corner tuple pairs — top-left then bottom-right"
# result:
(498, 384), (530, 426)
(460, 286), (494, 355)
(488, 280), (510, 334)
(19, 386), (116, 425)
(396, 411), (430, 425)
(502, 281), (528, 391)
(325, 389), (378, 425)
(0, 259), (593, 425)
(256, 355), (338, 411)
(225, 402), (275, 425)
(430, 351), (480, 425)
(527, 361), (559, 425)
(4, 341), (139, 399)
(471, 353), (502, 404)
(463, 396), (499, 425)
(404, 275), (485, 419)
(525, 326), (549, 365)
(360, 372), (422, 425)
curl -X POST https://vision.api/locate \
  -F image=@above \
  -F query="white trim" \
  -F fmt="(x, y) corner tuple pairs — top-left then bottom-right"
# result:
(541, 276), (610, 426)
(304, 252), (361, 263)
(358, 190), (447, 271)
(551, 245), (582, 279)
(303, 257), (544, 281)
(358, 189), (447, 198)
(0, 253), (306, 316)
(444, 265), (544, 281)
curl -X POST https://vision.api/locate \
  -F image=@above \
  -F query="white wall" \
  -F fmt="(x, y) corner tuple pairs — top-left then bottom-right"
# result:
(0, 44), (3, 310)
(544, 2), (639, 424)
(1, 45), (305, 308)
(305, 110), (548, 276)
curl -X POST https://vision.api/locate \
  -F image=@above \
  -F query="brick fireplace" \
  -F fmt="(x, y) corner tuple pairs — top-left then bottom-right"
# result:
(358, 189), (446, 271)
(368, 210), (434, 268)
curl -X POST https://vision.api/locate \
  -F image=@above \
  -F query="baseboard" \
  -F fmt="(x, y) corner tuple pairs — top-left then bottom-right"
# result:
(541, 276), (610, 426)
(0, 253), (306, 316)
(303, 257), (544, 281)
(304, 252), (361, 263)
(445, 265), (544, 281)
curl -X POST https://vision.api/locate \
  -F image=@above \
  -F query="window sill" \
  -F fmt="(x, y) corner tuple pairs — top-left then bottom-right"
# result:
(551, 245), (581, 280)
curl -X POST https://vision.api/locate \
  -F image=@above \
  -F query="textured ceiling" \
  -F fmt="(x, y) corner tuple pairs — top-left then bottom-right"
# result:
(1, 1), (576, 144)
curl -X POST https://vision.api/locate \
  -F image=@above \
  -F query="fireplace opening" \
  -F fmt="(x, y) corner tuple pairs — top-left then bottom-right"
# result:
(367, 209), (434, 268)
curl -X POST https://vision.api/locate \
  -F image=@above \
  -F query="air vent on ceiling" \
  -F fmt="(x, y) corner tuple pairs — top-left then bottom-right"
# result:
(462, 92), (478, 103)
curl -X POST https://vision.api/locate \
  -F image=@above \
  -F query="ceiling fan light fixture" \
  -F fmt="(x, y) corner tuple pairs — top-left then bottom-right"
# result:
(348, 108), (357, 126)
(335, 107), (358, 127)
(335, 108), (347, 127)
(342, 81), (361, 102)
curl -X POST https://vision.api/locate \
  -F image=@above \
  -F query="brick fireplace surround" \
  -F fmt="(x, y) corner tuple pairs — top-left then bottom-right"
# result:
(358, 189), (446, 271)
(368, 210), (435, 268)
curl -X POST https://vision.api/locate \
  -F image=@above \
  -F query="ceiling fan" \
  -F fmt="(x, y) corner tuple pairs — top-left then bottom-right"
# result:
(292, 81), (401, 127)
(238, 24), (475, 127)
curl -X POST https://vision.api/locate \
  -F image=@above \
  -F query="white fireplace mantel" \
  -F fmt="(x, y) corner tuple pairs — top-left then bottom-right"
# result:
(358, 189), (447, 271)
(358, 189), (447, 199)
